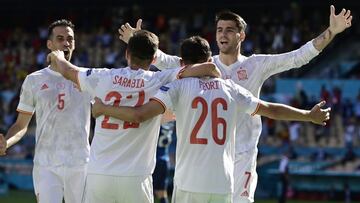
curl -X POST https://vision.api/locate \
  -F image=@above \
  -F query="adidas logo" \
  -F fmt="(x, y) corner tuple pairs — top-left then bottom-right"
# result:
(240, 190), (249, 197)
(40, 84), (49, 90)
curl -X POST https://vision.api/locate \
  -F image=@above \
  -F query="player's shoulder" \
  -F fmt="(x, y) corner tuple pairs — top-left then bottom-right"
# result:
(25, 67), (53, 81)
(245, 53), (271, 63)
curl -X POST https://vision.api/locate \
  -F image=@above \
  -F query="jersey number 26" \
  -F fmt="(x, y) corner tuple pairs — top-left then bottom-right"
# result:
(191, 97), (228, 145)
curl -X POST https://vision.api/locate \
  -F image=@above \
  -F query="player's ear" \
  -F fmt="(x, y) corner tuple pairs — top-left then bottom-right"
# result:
(239, 31), (246, 42)
(151, 54), (157, 64)
(180, 59), (185, 66)
(47, 40), (53, 50)
(125, 49), (131, 63)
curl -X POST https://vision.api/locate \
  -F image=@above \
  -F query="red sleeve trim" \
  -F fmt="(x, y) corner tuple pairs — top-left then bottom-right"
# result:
(16, 109), (33, 115)
(251, 102), (261, 116)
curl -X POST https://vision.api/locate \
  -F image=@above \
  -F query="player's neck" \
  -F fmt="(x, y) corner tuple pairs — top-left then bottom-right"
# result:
(219, 51), (241, 66)
(129, 64), (149, 71)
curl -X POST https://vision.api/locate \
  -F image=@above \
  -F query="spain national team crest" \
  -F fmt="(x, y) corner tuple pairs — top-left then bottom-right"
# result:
(237, 69), (248, 80)
(56, 82), (65, 90)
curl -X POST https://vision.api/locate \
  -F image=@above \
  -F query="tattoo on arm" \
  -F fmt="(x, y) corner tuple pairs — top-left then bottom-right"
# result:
(313, 28), (334, 51)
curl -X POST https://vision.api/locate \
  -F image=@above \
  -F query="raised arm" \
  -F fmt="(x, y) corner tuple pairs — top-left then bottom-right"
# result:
(92, 97), (164, 123)
(119, 19), (181, 70)
(180, 62), (221, 78)
(0, 113), (33, 155)
(118, 19), (142, 44)
(312, 5), (352, 51)
(257, 101), (331, 126)
(47, 50), (80, 85)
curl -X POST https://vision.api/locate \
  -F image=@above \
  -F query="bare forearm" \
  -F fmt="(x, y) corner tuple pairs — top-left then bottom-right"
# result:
(55, 58), (79, 83)
(5, 125), (28, 148)
(102, 105), (139, 122)
(261, 102), (311, 122)
(312, 28), (335, 52)
(101, 101), (164, 123)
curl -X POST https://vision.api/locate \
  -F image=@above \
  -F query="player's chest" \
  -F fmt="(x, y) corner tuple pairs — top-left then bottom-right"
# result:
(34, 79), (82, 104)
(221, 65), (256, 86)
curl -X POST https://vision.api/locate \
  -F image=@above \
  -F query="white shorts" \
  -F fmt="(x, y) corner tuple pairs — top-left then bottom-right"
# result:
(32, 164), (87, 203)
(171, 184), (231, 203)
(233, 148), (258, 203)
(83, 174), (153, 203)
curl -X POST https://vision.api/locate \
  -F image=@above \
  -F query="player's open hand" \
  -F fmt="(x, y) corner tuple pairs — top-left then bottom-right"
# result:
(46, 50), (65, 64)
(92, 97), (105, 118)
(309, 101), (331, 126)
(0, 133), (7, 156)
(118, 19), (142, 43)
(329, 5), (352, 35)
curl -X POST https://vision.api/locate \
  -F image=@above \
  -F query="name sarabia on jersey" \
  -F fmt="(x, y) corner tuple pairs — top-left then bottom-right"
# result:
(112, 75), (145, 88)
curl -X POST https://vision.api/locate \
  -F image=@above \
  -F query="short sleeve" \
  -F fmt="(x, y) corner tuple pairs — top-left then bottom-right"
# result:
(17, 76), (35, 114)
(151, 81), (180, 112)
(77, 68), (110, 96)
(233, 82), (260, 116)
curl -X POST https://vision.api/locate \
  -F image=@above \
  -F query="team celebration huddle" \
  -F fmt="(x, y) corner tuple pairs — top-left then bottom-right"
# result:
(0, 4), (353, 203)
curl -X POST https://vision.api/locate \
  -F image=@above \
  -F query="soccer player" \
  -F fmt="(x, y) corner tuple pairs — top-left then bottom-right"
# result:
(91, 36), (330, 203)
(47, 30), (220, 203)
(0, 20), (91, 203)
(118, 5), (352, 202)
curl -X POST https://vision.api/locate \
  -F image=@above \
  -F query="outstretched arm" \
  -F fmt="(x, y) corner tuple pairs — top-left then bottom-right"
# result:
(312, 5), (352, 51)
(0, 113), (32, 155)
(118, 19), (181, 70)
(47, 50), (80, 85)
(257, 101), (331, 126)
(92, 97), (164, 123)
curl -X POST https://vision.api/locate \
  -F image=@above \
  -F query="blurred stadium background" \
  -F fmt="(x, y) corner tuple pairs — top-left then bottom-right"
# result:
(0, 0), (359, 202)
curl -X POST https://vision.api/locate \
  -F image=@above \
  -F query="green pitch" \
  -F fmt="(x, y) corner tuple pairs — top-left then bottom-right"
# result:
(0, 190), (344, 203)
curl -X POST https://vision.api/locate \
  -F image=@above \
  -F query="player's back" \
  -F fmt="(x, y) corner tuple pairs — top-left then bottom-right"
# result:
(154, 77), (259, 194)
(77, 67), (181, 176)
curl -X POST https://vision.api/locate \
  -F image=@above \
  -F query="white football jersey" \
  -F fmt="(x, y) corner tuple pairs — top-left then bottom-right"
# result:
(77, 66), (182, 176)
(154, 40), (319, 153)
(153, 78), (260, 194)
(17, 67), (91, 166)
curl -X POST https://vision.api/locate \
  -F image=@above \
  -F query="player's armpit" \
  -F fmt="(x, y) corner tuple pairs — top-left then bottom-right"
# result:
(161, 109), (176, 124)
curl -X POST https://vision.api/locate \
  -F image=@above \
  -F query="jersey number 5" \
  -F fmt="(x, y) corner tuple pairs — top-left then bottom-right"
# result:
(190, 97), (228, 145)
(57, 93), (65, 110)
(101, 90), (145, 130)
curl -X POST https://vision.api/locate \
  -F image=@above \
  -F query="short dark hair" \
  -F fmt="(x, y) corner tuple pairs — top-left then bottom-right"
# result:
(48, 19), (75, 39)
(215, 10), (247, 32)
(180, 36), (211, 65)
(128, 30), (159, 65)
